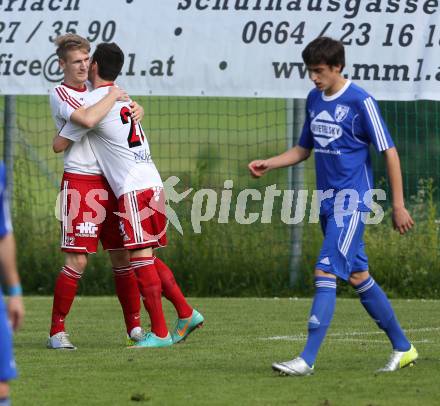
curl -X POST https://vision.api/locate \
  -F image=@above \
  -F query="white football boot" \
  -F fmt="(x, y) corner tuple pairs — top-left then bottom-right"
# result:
(377, 344), (418, 372)
(272, 357), (314, 376)
(47, 332), (76, 350)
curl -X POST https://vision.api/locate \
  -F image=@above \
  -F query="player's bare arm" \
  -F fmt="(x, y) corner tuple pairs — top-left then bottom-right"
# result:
(0, 233), (24, 331)
(383, 147), (415, 234)
(52, 133), (71, 153)
(53, 98), (144, 153)
(248, 145), (311, 178)
(71, 86), (129, 128)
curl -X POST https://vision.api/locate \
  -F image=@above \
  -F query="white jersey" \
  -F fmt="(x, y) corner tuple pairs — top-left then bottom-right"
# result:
(49, 83), (102, 175)
(60, 85), (163, 198)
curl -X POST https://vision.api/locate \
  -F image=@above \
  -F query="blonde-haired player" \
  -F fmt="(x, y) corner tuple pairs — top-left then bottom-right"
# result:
(54, 42), (203, 347)
(48, 34), (145, 349)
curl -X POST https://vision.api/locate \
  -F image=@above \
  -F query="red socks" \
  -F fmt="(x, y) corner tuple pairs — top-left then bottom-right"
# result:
(130, 257), (168, 338)
(50, 266), (81, 336)
(112, 266), (141, 335)
(50, 259), (189, 338)
(154, 257), (192, 319)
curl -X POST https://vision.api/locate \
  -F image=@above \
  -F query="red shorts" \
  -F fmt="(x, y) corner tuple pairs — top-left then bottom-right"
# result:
(60, 172), (124, 253)
(118, 187), (167, 250)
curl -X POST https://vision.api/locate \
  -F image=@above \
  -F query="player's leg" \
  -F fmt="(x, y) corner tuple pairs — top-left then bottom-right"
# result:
(118, 189), (172, 347)
(299, 268), (337, 366)
(107, 249), (143, 342)
(48, 252), (87, 349)
(0, 382), (10, 406)
(100, 184), (143, 343)
(273, 211), (366, 376)
(129, 247), (172, 347)
(349, 270), (410, 350)
(0, 295), (17, 405)
(272, 266), (337, 376)
(273, 214), (341, 376)
(349, 255), (417, 371)
(153, 256), (204, 343)
(48, 173), (101, 349)
(154, 257), (192, 318)
(300, 213), (367, 369)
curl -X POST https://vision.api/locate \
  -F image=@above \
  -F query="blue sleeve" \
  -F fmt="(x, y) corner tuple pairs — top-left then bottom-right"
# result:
(0, 164), (13, 238)
(297, 96), (314, 150)
(358, 96), (394, 152)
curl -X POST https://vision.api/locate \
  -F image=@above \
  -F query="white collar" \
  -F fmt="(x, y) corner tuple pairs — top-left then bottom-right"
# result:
(322, 80), (351, 102)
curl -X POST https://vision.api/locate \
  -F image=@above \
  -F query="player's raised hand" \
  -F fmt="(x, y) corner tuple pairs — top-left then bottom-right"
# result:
(109, 85), (129, 102)
(392, 206), (415, 235)
(130, 101), (144, 124)
(248, 160), (271, 178)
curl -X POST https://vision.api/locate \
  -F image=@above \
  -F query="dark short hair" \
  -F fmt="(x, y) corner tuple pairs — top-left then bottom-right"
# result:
(302, 37), (345, 71)
(92, 42), (124, 81)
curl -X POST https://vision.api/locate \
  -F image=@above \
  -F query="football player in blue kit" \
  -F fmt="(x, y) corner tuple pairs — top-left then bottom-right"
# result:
(0, 162), (24, 405)
(249, 37), (417, 376)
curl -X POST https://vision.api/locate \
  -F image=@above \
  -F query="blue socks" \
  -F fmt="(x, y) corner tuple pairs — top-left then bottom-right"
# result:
(300, 277), (337, 367)
(355, 276), (411, 351)
(0, 398), (11, 406)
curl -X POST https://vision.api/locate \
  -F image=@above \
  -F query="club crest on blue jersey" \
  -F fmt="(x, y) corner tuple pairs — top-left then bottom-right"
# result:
(334, 104), (350, 122)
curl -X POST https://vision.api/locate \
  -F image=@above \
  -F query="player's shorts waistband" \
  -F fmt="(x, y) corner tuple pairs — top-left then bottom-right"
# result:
(62, 172), (107, 183)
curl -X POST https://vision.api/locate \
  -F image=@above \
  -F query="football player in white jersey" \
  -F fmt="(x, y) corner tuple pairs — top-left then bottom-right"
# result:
(48, 34), (145, 350)
(54, 42), (204, 347)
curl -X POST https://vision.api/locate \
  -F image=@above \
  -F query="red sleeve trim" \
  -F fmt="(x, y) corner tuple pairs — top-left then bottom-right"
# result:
(55, 86), (83, 110)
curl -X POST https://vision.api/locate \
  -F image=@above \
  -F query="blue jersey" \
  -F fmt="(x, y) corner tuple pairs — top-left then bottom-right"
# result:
(0, 162), (12, 238)
(0, 162), (16, 382)
(298, 81), (394, 214)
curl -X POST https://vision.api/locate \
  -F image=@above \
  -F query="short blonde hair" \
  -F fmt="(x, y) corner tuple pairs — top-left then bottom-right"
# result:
(55, 34), (90, 60)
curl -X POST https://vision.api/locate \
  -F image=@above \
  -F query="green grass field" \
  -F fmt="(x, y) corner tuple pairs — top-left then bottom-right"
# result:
(11, 297), (440, 405)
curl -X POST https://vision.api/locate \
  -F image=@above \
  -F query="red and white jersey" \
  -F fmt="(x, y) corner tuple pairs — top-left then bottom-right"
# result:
(60, 85), (163, 198)
(49, 82), (102, 175)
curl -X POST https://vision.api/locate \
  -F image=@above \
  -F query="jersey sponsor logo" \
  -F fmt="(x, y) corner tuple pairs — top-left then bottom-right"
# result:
(334, 104), (350, 122)
(310, 110), (342, 147)
(75, 222), (98, 238)
(132, 148), (153, 163)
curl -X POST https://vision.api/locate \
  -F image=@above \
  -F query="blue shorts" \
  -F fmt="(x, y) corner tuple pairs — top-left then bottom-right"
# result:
(315, 211), (369, 281)
(0, 293), (17, 381)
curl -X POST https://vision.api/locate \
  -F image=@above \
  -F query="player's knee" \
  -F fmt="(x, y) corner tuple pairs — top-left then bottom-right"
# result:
(349, 271), (370, 287)
(109, 249), (130, 268)
(65, 253), (87, 273)
(0, 381), (9, 398)
(314, 269), (336, 279)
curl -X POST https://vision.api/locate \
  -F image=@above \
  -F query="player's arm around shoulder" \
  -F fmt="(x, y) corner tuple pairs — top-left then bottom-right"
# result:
(71, 86), (128, 128)
(383, 147), (415, 235)
(129, 100), (144, 124)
